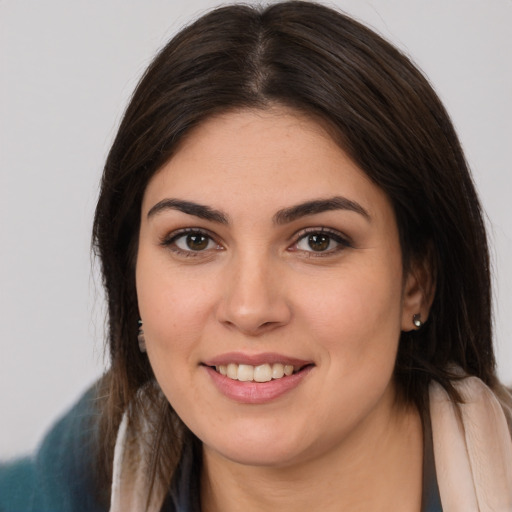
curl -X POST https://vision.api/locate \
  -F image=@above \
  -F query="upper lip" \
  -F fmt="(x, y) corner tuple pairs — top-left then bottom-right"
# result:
(203, 352), (313, 368)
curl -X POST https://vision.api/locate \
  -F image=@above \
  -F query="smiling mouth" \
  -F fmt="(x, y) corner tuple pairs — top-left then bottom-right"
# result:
(211, 363), (309, 383)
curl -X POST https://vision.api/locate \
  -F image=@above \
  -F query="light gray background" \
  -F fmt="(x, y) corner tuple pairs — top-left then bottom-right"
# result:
(1, 0), (511, 458)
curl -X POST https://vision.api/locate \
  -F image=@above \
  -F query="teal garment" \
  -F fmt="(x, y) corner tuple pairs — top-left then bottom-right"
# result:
(0, 386), (106, 512)
(0, 385), (442, 512)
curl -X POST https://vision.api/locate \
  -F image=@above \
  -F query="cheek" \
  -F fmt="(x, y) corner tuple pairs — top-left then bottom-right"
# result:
(136, 265), (210, 405)
(295, 263), (404, 366)
(136, 244), (214, 331)
(138, 282), (212, 358)
(136, 267), (208, 394)
(299, 268), (403, 421)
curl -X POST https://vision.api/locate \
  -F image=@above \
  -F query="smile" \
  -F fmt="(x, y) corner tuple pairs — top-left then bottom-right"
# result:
(202, 353), (314, 403)
(215, 363), (297, 382)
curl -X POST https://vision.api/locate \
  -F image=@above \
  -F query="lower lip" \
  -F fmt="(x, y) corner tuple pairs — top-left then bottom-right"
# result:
(204, 365), (313, 404)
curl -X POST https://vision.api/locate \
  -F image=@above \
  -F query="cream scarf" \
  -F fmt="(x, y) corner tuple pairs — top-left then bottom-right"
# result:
(429, 376), (512, 511)
(109, 376), (512, 511)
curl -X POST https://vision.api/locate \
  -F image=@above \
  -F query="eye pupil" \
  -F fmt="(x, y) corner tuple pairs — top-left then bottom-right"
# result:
(186, 234), (209, 250)
(308, 234), (330, 251)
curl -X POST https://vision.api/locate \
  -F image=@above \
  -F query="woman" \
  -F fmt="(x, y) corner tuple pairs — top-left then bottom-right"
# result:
(1, 1), (511, 511)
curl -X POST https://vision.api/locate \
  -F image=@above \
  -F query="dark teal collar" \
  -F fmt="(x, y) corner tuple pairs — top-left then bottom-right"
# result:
(422, 406), (443, 511)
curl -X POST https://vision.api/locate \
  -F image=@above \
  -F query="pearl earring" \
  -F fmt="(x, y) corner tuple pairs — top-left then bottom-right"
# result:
(412, 313), (423, 329)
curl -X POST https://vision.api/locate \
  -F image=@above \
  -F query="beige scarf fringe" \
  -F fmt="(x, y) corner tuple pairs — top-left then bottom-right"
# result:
(430, 376), (512, 511)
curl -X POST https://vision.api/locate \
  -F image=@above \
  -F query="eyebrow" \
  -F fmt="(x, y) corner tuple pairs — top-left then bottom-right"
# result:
(147, 195), (370, 225)
(147, 199), (229, 224)
(273, 196), (371, 224)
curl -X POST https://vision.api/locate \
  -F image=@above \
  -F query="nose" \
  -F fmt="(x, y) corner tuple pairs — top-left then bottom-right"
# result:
(215, 251), (292, 336)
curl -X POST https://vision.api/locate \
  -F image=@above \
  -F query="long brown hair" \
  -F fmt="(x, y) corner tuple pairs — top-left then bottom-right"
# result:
(92, 0), (508, 502)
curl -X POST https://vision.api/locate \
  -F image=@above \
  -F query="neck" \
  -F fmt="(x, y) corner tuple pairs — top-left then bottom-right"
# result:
(200, 401), (424, 512)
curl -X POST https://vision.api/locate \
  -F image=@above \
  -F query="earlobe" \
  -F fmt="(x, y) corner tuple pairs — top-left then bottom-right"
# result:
(401, 254), (436, 332)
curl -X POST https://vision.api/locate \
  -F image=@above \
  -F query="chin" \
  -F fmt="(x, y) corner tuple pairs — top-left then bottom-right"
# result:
(207, 442), (305, 468)
(199, 422), (318, 468)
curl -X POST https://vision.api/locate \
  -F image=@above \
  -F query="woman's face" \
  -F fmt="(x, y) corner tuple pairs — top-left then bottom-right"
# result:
(136, 108), (424, 468)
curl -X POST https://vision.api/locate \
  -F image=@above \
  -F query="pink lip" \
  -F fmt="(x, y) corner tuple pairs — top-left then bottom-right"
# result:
(203, 352), (312, 367)
(203, 364), (314, 404)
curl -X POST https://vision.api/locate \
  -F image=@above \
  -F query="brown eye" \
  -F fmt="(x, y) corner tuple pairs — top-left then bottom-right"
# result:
(307, 234), (330, 252)
(293, 229), (350, 255)
(170, 231), (218, 252)
(186, 233), (209, 251)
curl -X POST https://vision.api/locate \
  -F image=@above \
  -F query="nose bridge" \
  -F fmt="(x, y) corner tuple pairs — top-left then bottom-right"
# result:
(217, 245), (290, 334)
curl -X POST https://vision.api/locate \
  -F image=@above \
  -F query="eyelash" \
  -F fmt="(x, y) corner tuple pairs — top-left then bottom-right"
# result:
(160, 227), (352, 258)
(160, 228), (222, 258)
(290, 227), (352, 258)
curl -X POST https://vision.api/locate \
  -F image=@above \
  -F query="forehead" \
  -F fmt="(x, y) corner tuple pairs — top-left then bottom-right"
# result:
(142, 108), (391, 221)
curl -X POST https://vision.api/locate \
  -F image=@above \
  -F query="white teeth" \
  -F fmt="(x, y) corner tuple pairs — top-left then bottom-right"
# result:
(215, 362), (300, 382)
(253, 364), (272, 382)
(237, 364), (254, 382)
(227, 363), (238, 379)
(272, 363), (284, 379)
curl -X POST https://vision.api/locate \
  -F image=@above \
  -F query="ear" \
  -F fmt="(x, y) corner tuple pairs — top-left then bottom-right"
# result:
(401, 250), (436, 332)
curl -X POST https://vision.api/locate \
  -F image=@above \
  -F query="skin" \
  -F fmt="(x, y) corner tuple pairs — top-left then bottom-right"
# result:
(136, 108), (432, 511)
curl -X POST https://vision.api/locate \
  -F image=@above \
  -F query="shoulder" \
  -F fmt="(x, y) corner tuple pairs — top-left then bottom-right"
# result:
(0, 383), (108, 512)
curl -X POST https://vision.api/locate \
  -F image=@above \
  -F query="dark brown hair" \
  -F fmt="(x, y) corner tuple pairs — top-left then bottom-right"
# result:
(92, 0), (507, 502)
